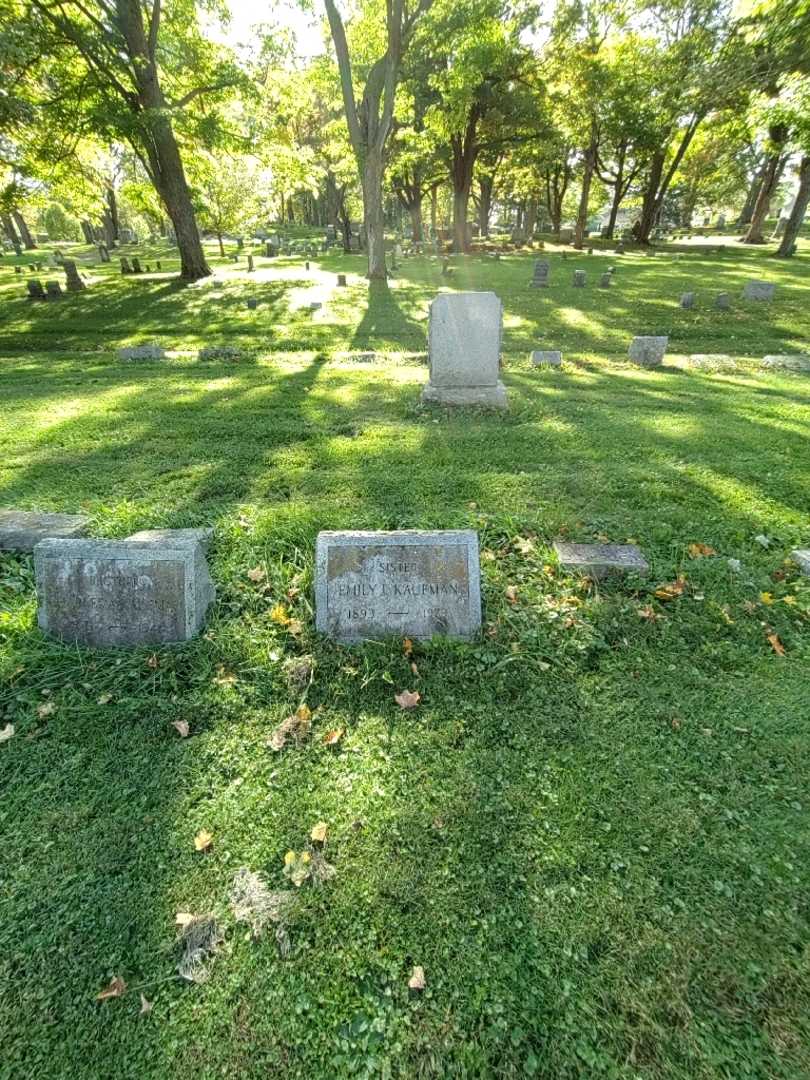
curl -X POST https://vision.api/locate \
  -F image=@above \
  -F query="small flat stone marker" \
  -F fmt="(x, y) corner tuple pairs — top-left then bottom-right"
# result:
(126, 527), (213, 551)
(792, 549), (810, 576)
(531, 350), (562, 367)
(0, 510), (90, 552)
(715, 293), (730, 309)
(316, 529), (481, 643)
(118, 344), (166, 361)
(628, 336), (667, 368)
(35, 537), (214, 647)
(680, 292), (695, 309)
(554, 542), (649, 579)
(743, 280), (775, 301)
(422, 291), (507, 408)
(761, 354), (810, 372)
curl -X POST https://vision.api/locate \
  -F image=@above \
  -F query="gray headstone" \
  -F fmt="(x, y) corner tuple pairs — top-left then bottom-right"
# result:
(14, 265), (22, 274)
(131, 257), (142, 273)
(573, 270), (586, 287)
(743, 280), (775, 301)
(118, 344), (166, 362)
(27, 279), (46, 300)
(98, 245), (110, 263)
(688, 354), (734, 368)
(559, 227), (573, 244)
(35, 537), (214, 647)
(0, 510), (90, 552)
(337, 273), (347, 287)
(680, 292), (695, 309)
(127, 527), (213, 552)
(715, 293), (730, 310)
(45, 280), (63, 300)
(599, 273), (611, 288)
(246, 297), (258, 310)
(628, 336), (668, 368)
(315, 530), (481, 642)
(531, 350), (562, 367)
(422, 291), (507, 408)
(247, 254), (254, 272)
(63, 259), (86, 292)
(120, 257), (132, 274)
(554, 542), (649, 579)
(761, 355), (810, 372)
(792, 549), (810, 576)
(530, 260), (549, 287)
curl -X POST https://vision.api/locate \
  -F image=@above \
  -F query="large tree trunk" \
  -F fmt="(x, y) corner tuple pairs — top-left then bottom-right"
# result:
(574, 129), (597, 249)
(737, 161), (765, 227)
(605, 183), (623, 238)
(362, 151), (387, 279)
(81, 218), (94, 243)
(105, 184), (120, 244)
(776, 155), (810, 258)
(478, 173), (495, 237)
(451, 113), (479, 254)
(452, 186), (470, 253)
(409, 201), (423, 242)
(12, 210), (36, 249)
(1, 212), (22, 254)
(430, 184), (438, 235)
(743, 138), (787, 244)
(636, 118), (702, 244)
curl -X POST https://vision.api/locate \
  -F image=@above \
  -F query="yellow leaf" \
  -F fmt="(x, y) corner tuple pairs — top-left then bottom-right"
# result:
(760, 592), (774, 605)
(270, 603), (290, 625)
(296, 704), (312, 724)
(655, 577), (686, 602)
(323, 728), (344, 746)
(172, 720), (190, 738)
(310, 821), (328, 843)
(247, 566), (266, 583)
(688, 543), (717, 558)
(782, 595), (797, 605)
(408, 965), (426, 990)
(97, 976), (127, 1001)
(284, 850), (297, 865)
(194, 829), (213, 852)
(37, 701), (56, 719)
(0, 723), (14, 743)
(394, 689), (421, 709)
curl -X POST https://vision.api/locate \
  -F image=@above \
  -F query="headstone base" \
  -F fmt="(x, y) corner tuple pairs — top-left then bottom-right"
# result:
(421, 381), (508, 408)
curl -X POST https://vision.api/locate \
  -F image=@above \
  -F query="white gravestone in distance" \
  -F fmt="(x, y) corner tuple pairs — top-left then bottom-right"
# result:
(315, 530), (481, 643)
(35, 537), (214, 646)
(422, 292), (507, 408)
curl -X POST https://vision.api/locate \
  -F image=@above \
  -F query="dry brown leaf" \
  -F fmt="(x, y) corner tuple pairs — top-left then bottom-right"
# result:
(97, 976), (127, 1001)
(402, 637), (414, 657)
(97, 693), (113, 705)
(0, 723), (15, 744)
(139, 993), (153, 1015)
(410, 661), (419, 676)
(287, 619), (303, 636)
(194, 829), (213, 852)
(172, 720), (190, 738)
(323, 728), (344, 746)
(37, 701), (56, 719)
(268, 704), (312, 751)
(504, 585), (518, 604)
(654, 577), (686, 602)
(247, 566), (266, 583)
(146, 654), (160, 669)
(408, 966), (426, 990)
(394, 690), (421, 710)
(767, 632), (786, 656)
(688, 543), (717, 558)
(310, 821), (328, 843)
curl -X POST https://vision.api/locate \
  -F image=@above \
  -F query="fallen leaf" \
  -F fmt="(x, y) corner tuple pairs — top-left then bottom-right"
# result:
(637, 605), (661, 621)
(287, 619), (303, 636)
(760, 592), (774, 605)
(394, 690), (421, 709)
(323, 728), (344, 746)
(267, 704), (312, 751)
(513, 536), (535, 555)
(783, 595), (797, 605)
(194, 829), (213, 852)
(139, 993), (153, 1015)
(146, 654), (160, 669)
(505, 585), (518, 604)
(97, 693), (113, 705)
(172, 720), (190, 738)
(310, 821), (328, 843)
(402, 637), (414, 657)
(671, 717), (682, 731)
(97, 976), (127, 1001)
(0, 723), (15, 743)
(688, 543), (717, 558)
(408, 966), (426, 990)
(287, 584), (300, 600)
(410, 661), (419, 676)
(767, 632), (786, 656)
(175, 912), (196, 928)
(283, 849), (312, 887)
(37, 701), (56, 719)
(247, 566), (266, 583)
(213, 666), (237, 687)
(655, 577), (686, 602)
(270, 603), (290, 626)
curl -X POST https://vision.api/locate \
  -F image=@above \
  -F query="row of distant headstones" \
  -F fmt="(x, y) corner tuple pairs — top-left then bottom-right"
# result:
(4, 515), (809, 650)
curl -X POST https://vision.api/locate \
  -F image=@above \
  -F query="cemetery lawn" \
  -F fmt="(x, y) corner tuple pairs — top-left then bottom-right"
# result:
(2, 240), (810, 1080)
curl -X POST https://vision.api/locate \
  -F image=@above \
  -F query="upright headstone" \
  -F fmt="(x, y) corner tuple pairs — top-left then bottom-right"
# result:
(680, 292), (695, 309)
(559, 227), (573, 244)
(531, 350), (562, 367)
(131, 257), (143, 273)
(598, 272), (611, 288)
(628, 336), (668, 368)
(265, 241), (275, 258)
(791, 549), (810, 576)
(315, 530), (481, 642)
(743, 280), (775, 301)
(0, 510), (90, 552)
(715, 293), (730, 310)
(14, 265), (22, 275)
(422, 292), (507, 409)
(530, 260), (550, 288)
(717, 213), (726, 228)
(120, 256), (132, 274)
(98, 245), (111, 263)
(35, 536), (214, 647)
(246, 297), (258, 310)
(27, 279), (46, 301)
(63, 260), (86, 292)
(247, 254), (254, 272)
(45, 280), (63, 300)
(573, 270), (586, 287)
(337, 273), (347, 287)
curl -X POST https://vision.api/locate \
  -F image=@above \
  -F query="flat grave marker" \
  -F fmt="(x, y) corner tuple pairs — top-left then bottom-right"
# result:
(554, 542), (649, 579)
(0, 510), (90, 552)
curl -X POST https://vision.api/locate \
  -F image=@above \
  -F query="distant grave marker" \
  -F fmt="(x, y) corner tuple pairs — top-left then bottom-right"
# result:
(554, 542), (649, 579)
(628, 336), (667, 368)
(743, 280), (775, 301)
(531, 350), (562, 367)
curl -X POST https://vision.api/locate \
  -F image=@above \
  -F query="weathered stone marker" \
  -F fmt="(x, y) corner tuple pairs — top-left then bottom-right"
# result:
(118, 344), (166, 361)
(628, 336), (668, 368)
(337, 273), (347, 286)
(131, 257), (143, 274)
(45, 280), (63, 300)
(27, 279), (46, 300)
(422, 291), (508, 408)
(127, 527), (213, 551)
(792, 549), (810, 576)
(680, 292), (695, 309)
(63, 259), (86, 292)
(315, 530), (481, 642)
(761, 354), (810, 372)
(531, 350), (562, 367)
(743, 280), (775, 301)
(35, 536), (214, 647)
(715, 293), (730, 310)
(530, 260), (550, 288)
(573, 270), (586, 287)
(554, 542), (649, 579)
(0, 510), (90, 552)
(246, 297), (258, 309)
(599, 272), (611, 288)
(120, 257), (132, 274)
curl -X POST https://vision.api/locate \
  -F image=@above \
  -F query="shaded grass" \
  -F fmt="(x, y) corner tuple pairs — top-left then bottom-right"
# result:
(1, 238), (809, 1079)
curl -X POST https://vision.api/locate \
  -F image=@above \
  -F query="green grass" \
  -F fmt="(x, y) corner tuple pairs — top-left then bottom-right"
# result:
(1, 237), (810, 1079)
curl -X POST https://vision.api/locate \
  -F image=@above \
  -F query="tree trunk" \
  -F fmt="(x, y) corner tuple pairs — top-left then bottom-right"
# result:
(574, 129), (597, 248)
(605, 183), (623, 238)
(743, 147), (787, 244)
(1, 212), (22, 254)
(776, 155), (810, 257)
(217, 232), (225, 257)
(430, 185), (438, 234)
(12, 210), (36, 249)
(362, 151), (387, 279)
(105, 184), (119, 244)
(409, 201), (423, 242)
(81, 219), (94, 243)
(737, 161), (765, 227)
(636, 118), (702, 244)
(524, 198), (537, 240)
(478, 173), (494, 237)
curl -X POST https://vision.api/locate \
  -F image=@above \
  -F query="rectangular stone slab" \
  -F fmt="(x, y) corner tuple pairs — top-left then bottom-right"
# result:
(35, 538), (214, 646)
(126, 527), (213, 551)
(792, 549), (810, 576)
(554, 542), (649, 579)
(316, 530), (481, 642)
(427, 292), (502, 387)
(0, 510), (90, 552)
